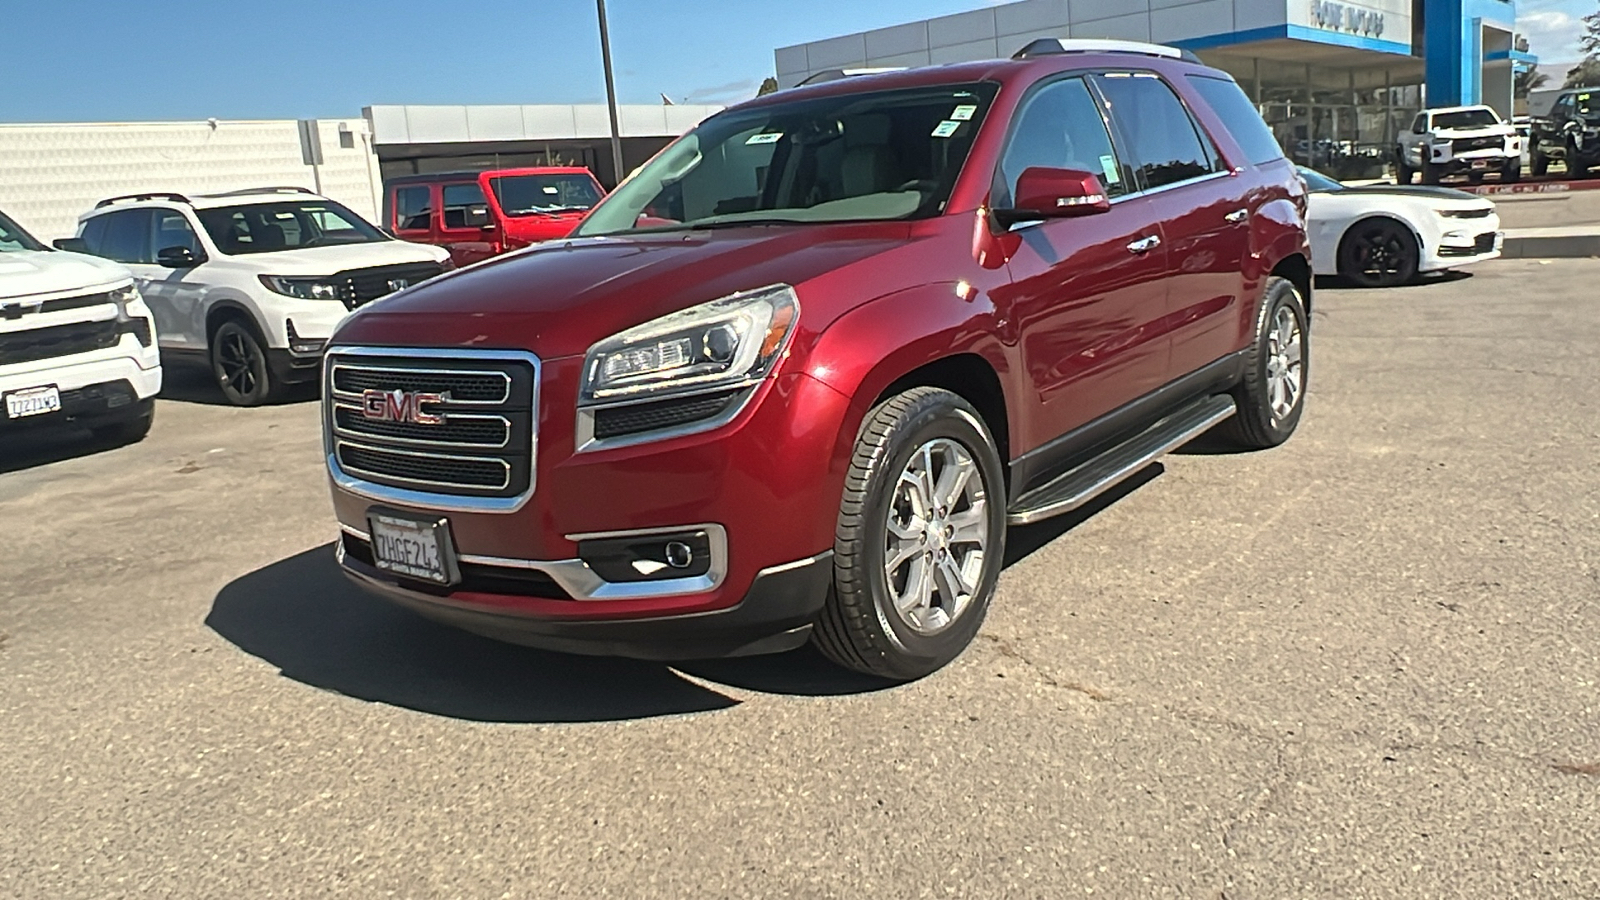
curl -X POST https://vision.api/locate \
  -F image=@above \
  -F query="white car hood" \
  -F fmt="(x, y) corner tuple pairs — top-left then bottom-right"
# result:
(1431, 126), (1512, 138)
(210, 239), (448, 275)
(0, 250), (132, 301)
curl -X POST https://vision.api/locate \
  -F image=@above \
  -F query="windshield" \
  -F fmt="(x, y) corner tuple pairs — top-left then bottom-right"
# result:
(0, 210), (46, 252)
(1297, 167), (1343, 192)
(195, 200), (385, 255)
(490, 174), (603, 216)
(576, 81), (999, 236)
(1430, 109), (1499, 130)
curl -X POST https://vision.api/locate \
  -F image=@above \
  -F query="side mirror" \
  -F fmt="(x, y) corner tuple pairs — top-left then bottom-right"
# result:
(53, 237), (89, 253)
(156, 246), (202, 268)
(993, 167), (1111, 228)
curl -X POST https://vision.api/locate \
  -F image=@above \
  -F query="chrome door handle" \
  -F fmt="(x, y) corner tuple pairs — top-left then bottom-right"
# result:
(1127, 235), (1161, 254)
(1225, 209), (1249, 224)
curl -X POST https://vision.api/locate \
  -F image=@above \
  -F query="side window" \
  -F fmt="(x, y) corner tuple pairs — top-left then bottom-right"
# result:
(150, 210), (201, 257)
(395, 186), (432, 231)
(79, 215), (109, 252)
(1186, 75), (1285, 166)
(1411, 113), (1427, 134)
(94, 210), (153, 264)
(995, 76), (1130, 209)
(1096, 72), (1221, 191)
(442, 183), (488, 228)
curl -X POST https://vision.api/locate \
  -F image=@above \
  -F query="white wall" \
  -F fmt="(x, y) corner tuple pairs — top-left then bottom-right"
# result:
(0, 118), (380, 242)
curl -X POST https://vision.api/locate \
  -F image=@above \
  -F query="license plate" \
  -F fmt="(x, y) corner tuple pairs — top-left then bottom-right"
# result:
(368, 509), (460, 586)
(1471, 159), (1488, 169)
(4, 385), (62, 420)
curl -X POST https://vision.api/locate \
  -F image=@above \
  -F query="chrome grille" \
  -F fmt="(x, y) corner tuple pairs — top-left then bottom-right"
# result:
(325, 349), (538, 507)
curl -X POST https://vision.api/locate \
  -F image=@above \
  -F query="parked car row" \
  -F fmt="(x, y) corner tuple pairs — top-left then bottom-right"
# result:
(1394, 104), (1522, 186)
(3, 39), (1505, 681)
(1528, 87), (1600, 179)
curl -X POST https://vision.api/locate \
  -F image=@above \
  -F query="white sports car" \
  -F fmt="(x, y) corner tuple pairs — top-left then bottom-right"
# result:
(1299, 167), (1503, 288)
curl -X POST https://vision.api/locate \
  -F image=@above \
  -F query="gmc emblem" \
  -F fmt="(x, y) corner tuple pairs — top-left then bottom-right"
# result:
(362, 389), (444, 425)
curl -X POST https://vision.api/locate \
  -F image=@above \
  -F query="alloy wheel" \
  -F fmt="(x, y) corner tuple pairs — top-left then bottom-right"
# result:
(1264, 304), (1303, 423)
(218, 329), (259, 397)
(883, 438), (989, 635)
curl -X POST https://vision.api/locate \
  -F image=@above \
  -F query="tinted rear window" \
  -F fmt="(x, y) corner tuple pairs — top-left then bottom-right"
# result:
(1186, 75), (1285, 166)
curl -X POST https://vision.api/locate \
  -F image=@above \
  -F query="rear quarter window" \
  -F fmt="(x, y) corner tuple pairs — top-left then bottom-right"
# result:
(1186, 75), (1286, 167)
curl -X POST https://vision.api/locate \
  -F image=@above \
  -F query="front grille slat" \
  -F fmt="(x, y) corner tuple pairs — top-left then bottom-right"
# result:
(332, 262), (446, 310)
(327, 352), (536, 502)
(0, 320), (121, 365)
(593, 389), (743, 439)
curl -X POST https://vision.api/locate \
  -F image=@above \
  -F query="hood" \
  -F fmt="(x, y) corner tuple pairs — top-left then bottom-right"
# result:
(1340, 184), (1486, 203)
(335, 222), (921, 358)
(211, 238), (447, 274)
(0, 250), (132, 300)
(1430, 125), (1512, 138)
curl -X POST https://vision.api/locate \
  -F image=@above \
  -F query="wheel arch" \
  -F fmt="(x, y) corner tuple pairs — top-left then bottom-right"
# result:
(204, 297), (268, 344)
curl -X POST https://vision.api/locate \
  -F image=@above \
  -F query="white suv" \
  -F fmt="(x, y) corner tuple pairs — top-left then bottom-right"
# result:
(64, 188), (451, 406)
(1, 208), (161, 444)
(1395, 105), (1521, 186)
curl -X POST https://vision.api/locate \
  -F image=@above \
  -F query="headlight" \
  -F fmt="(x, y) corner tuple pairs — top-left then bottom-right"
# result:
(1437, 208), (1487, 219)
(109, 283), (154, 347)
(580, 284), (799, 405)
(259, 275), (342, 301)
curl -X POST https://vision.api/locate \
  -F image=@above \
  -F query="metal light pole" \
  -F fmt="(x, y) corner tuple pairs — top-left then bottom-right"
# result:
(596, 0), (626, 186)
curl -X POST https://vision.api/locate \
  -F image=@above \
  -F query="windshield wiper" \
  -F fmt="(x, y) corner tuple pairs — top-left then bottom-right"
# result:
(685, 217), (810, 231)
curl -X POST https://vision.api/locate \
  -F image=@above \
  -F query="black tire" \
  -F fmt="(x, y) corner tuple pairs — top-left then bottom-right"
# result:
(1395, 159), (1413, 185)
(1218, 277), (1308, 451)
(1531, 149), (1549, 178)
(812, 387), (1007, 680)
(1420, 160), (1440, 185)
(90, 399), (155, 446)
(1337, 217), (1420, 288)
(210, 318), (276, 407)
(1502, 160), (1522, 184)
(1567, 140), (1593, 178)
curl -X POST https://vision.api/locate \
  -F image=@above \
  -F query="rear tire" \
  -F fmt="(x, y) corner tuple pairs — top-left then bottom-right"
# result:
(209, 319), (277, 407)
(1395, 158), (1413, 185)
(1502, 161), (1522, 183)
(1420, 160), (1440, 185)
(1219, 277), (1308, 451)
(90, 399), (155, 446)
(813, 387), (1007, 681)
(1531, 149), (1549, 178)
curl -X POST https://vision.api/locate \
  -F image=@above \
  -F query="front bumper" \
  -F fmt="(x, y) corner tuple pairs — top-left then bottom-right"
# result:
(338, 539), (833, 659)
(1425, 230), (1503, 270)
(1, 341), (162, 403)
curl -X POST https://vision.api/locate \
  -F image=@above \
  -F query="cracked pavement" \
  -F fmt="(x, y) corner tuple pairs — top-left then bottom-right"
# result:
(2, 259), (1597, 898)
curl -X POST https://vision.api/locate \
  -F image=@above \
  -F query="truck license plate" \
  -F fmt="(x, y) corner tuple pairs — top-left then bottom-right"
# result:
(4, 385), (62, 420)
(368, 510), (460, 586)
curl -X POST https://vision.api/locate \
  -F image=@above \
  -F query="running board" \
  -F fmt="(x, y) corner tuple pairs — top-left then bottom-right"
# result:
(1007, 394), (1237, 526)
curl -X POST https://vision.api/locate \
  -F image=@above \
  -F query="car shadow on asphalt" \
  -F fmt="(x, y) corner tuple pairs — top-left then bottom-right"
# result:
(1313, 269), (1473, 292)
(207, 467), (1163, 724)
(158, 362), (318, 407)
(0, 425), (136, 475)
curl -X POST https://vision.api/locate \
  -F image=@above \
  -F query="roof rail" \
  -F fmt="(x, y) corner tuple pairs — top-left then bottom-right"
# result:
(796, 67), (908, 86)
(94, 192), (191, 209)
(1012, 38), (1200, 64)
(199, 186), (318, 198)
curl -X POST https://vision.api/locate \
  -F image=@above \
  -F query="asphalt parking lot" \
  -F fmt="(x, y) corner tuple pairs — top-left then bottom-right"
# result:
(2, 258), (1596, 899)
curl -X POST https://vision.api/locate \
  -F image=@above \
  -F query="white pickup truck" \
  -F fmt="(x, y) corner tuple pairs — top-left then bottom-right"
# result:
(1, 207), (161, 445)
(1395, 105), (1521, 185)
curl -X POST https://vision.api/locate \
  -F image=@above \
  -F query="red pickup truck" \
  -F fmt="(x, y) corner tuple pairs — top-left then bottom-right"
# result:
(382, 167), (605, 266)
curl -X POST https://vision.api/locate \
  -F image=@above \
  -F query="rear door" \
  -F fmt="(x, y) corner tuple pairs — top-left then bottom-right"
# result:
(438, 181), (497, 266)
(1097, 71), (1244, 379)
(990, 74), (1172, 447)
(391, 184), (436, 248)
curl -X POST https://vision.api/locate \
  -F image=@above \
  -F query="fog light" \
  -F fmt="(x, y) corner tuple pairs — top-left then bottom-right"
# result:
(578, 530), (713, 583)
(286, 319), (327, 355)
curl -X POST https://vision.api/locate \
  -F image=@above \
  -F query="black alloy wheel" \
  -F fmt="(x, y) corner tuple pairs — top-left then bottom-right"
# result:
(1338, 218), (1419, 288)
(210, 320), (275, 407)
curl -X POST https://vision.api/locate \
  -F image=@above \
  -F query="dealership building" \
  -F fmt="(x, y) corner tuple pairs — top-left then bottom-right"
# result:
(776, 0), (1534, 179)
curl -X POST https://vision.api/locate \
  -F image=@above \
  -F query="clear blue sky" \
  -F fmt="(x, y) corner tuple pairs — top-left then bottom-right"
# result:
(0, 0), (1002, 122)
(0, 0), (1590, 122)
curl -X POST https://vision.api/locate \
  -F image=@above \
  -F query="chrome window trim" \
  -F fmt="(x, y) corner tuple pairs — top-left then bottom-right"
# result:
(339, 522), (733, 601)
(324, 346), (540, 514)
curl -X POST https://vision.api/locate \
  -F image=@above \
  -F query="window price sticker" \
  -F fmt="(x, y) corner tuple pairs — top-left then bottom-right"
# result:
(932, 120), (961, 138)
(950, 104), (978, 121)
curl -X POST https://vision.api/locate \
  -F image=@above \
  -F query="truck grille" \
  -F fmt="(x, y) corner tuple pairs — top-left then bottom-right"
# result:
(327, 351), (537, 502)
(1452, 136), (1502, 153)
(332, 262), (447, 311)
(0, 319), (121, 365)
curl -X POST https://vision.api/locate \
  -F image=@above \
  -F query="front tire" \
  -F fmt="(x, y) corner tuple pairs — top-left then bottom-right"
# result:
(1338, 218), (1420, 288)
(1531, 149), (1550, 177)
(1502, 159), (1522, 183)
(1220, 277), (1308, 450)
(813, 387), (1007, 680)
(1420, 159), (1440, 185)
(210, 319), (276, 407)
(1395, 158), (1413, 185)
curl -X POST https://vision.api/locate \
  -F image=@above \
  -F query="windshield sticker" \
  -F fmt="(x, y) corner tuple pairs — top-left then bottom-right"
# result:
(1099, 154), (1121, 184)
(745, 132), (784, 145)
(932, 120), (961, 138)
(542, 186), (560, 194)
(950, 104), (978, 122)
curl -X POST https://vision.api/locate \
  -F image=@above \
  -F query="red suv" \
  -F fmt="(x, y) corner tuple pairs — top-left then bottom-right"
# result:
(325, 40), (1311, 679)
(382, 167), (605, 266)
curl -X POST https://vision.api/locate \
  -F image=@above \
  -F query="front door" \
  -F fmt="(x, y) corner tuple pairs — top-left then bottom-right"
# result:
(988, 75), (1172, 451)
(142, 208), (212, 349)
